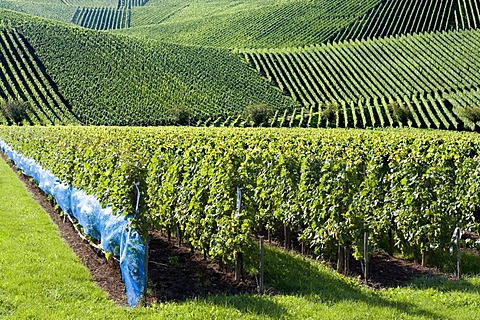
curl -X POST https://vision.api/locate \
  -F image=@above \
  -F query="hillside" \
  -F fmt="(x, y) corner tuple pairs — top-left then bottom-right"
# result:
(121, 0), (380, 48)
(1, 1), (480, 128)
(3, 0), (478, 49)
(0, 9), (294, 126)
(0, 0), (382, 48)
(241, 29), (480, 130)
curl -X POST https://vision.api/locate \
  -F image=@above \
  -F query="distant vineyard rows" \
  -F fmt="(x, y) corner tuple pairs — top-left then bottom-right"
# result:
(122, 0), (380, 49)
(1, 9), (293, 126)
(71, 7), (131, 29)
(0, 27), (77, 125)
(242, 28), (480, 131)
(332, 0), (480, 42)
(71, 0), (148, 30)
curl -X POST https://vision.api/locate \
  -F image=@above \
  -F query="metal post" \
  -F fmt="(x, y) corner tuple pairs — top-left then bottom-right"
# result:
(235, 186), (243, 281)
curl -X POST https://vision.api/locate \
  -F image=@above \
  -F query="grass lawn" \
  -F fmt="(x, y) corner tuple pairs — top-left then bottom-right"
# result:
(1, 155), (480, 319)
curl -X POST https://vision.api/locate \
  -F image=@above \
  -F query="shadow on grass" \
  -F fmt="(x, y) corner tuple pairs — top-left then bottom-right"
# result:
(191, 246), (480, 319)
(206, 246), (445, 319)
(206, 294), (288, 319)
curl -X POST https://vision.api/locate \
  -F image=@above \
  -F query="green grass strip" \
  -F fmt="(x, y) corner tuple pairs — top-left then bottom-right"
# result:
(1, 155), (480, 319)
(0, 156), (120, 318)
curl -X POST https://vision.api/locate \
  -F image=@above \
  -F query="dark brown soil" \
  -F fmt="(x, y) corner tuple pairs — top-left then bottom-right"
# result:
(147, 231), (256, 303)
(349, 252), (451, 289)
(2, 153), (457, 306)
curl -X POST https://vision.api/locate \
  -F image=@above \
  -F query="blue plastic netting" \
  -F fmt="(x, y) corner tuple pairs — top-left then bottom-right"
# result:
(0, 139), (146, 307)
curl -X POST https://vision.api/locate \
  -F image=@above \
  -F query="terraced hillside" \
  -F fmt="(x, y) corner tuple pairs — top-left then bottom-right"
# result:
(71, 0), (149, 30)
(117, 0), (382, 48)
(0, 10), (293, 126)
(333, 0), (480, 42)
(0, 27), (77, 125)
(242, 29), (480, 130)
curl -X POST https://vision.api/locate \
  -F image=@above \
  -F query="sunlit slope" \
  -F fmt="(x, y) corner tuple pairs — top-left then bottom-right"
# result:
(333, 0), (480, 42)
(1, 9), (294, 126)
(120, 0), (381, 48)
(242, 29), (480, 130)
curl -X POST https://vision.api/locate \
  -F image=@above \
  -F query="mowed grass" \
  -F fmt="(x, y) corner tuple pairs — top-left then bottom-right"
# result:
(1, 155), (480, 319)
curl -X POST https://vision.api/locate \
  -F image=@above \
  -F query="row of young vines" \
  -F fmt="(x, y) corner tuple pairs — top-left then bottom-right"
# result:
(1, 126), (479, 271)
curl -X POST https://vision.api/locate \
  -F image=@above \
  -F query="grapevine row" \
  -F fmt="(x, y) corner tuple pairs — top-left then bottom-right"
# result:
(0, 27), (77, 125)
(332, 0), (480, 42)
(1, 126), (479, 270)
(241, 28), (480, 130)
(71, 7), (131, 30)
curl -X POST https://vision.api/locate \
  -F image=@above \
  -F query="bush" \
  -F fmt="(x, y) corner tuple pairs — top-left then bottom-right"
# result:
(458, 105), (480, 123)
(320, 102), (338, 123)
(243, 104), (274, 126)
(2, 100), (30, 125)
(169, 106), (191, 125)
(388, 101), (412, 123)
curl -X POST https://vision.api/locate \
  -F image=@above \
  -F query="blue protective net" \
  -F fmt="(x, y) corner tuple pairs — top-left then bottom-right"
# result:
(0, 139), (146, 307)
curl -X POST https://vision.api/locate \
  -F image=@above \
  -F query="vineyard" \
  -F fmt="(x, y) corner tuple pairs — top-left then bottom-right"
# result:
(1, 126), (479, 273)
(120, 0), (381, 48)
(331, 0), (480, 42)
(0, 26), (77, 125)
(0, 9), (294, 126)
(71, 7), (131, 30)
(2, 0), (480, 314)
(71, 0), (149, 30)
(241, 28), (480, 130)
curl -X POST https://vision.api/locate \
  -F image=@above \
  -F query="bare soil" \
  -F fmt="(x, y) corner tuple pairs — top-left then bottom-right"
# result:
(349, 252), (451, 289)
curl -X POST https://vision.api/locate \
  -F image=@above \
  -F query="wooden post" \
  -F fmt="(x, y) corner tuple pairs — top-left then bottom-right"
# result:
(344, 246), (350, 274)
(337, 246), (345, 273)
(284, 224), (290, 250)
(259, 236), (265, 294)
(421, 250), (427, 267)
(235, 251), (243, 281)
(364, 231), (369, 281)
(456, 226), (461, 279)
(387, 228), (394, 256)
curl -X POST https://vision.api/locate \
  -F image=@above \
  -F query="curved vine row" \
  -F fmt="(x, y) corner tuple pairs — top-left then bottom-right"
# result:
(0, 27), (77, 125)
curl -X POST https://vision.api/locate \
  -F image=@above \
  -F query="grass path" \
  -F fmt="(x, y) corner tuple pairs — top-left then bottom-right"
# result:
(0, 156), (121, 318)
(1, 155), (480, 319)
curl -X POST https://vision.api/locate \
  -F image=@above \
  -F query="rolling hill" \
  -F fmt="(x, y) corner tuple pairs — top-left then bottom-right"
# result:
(0, 9), (294, 126)
(0, 0), (480, 129)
